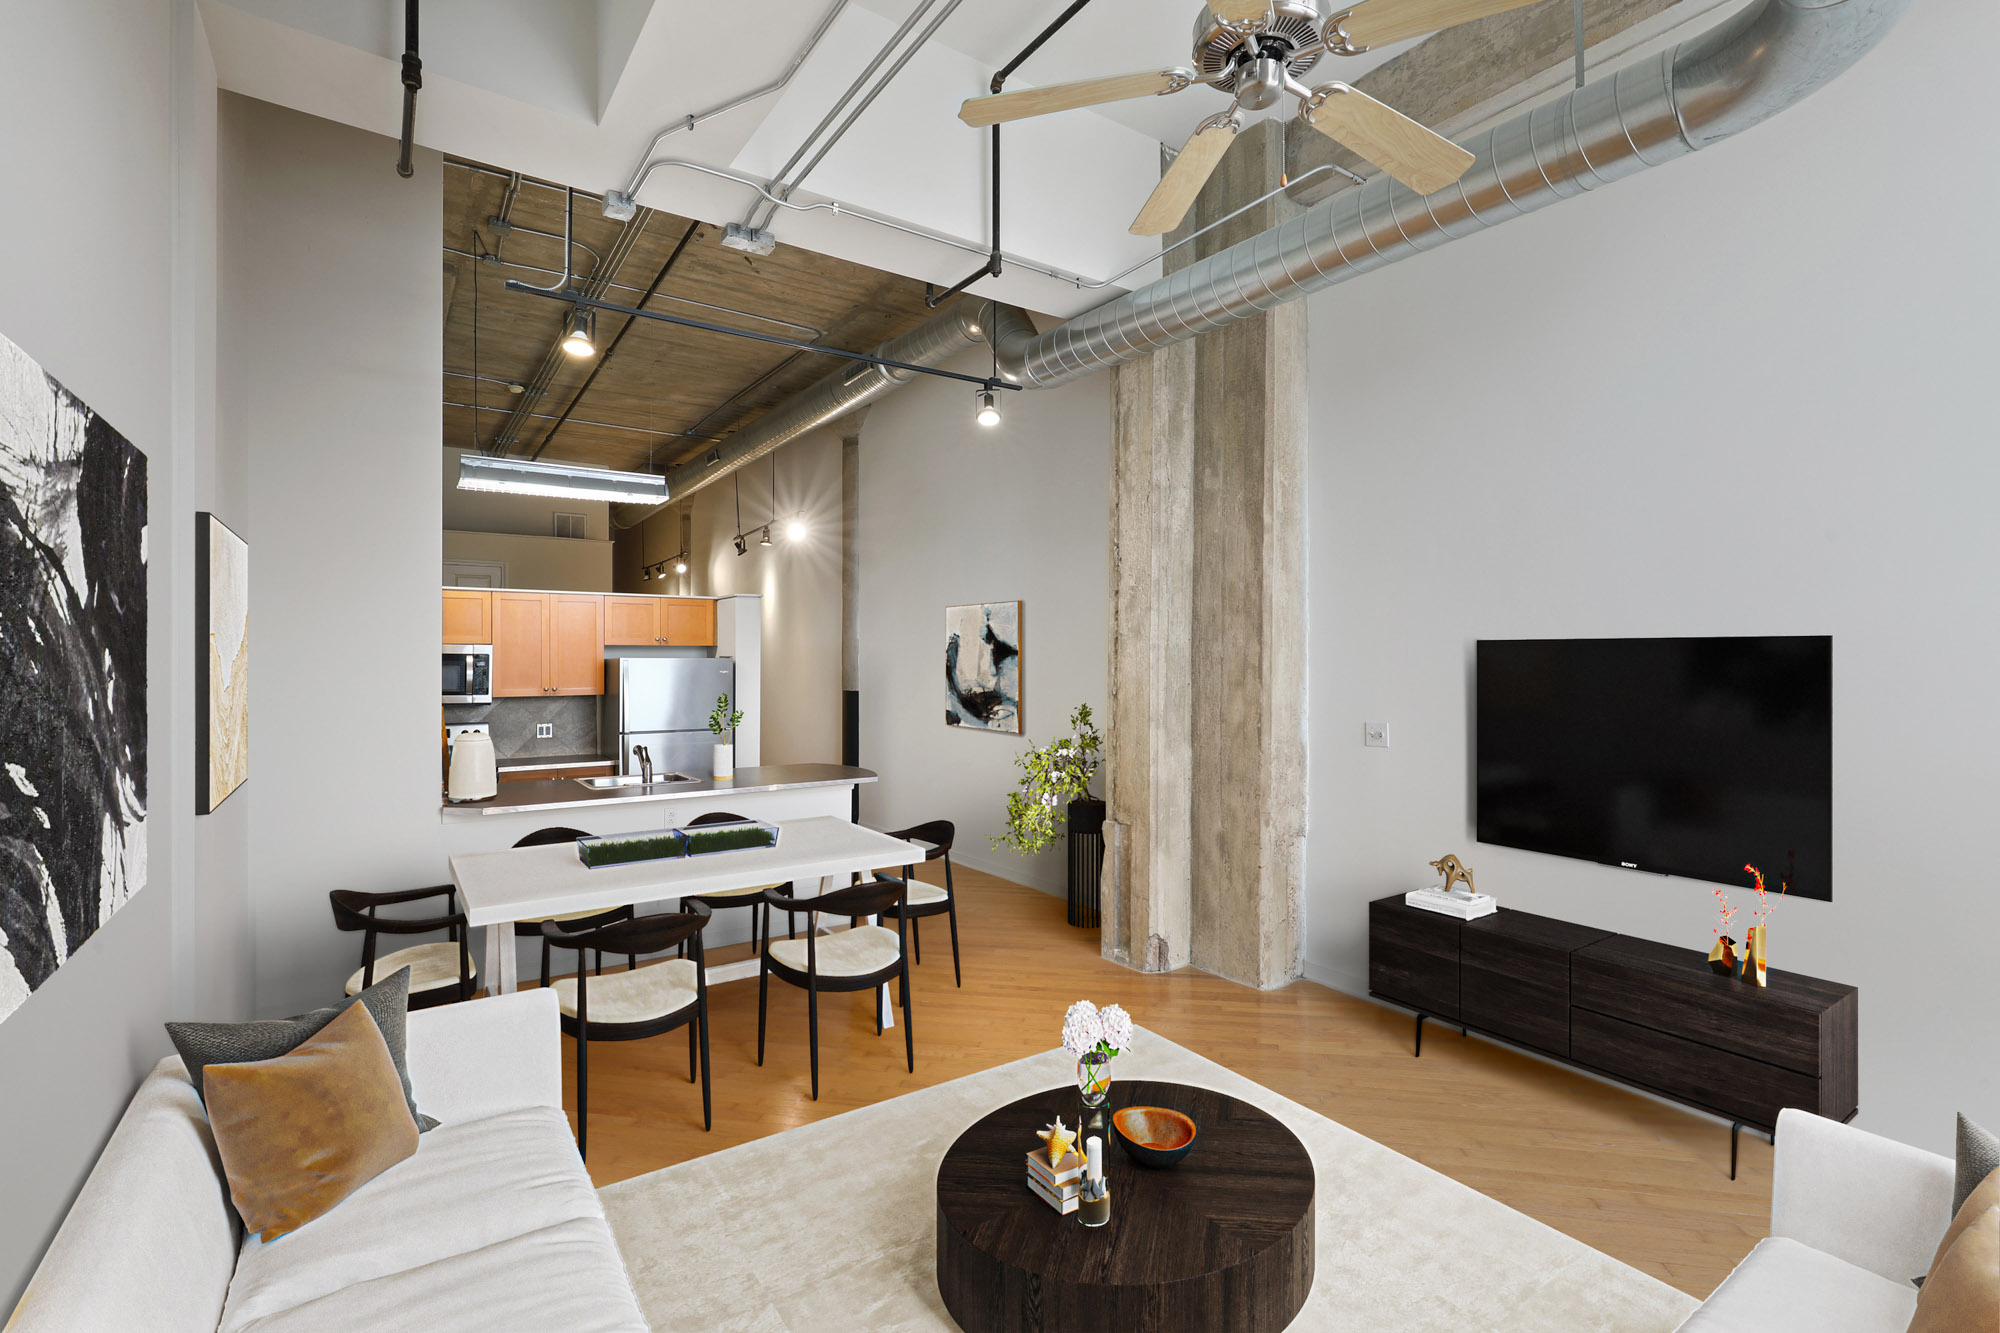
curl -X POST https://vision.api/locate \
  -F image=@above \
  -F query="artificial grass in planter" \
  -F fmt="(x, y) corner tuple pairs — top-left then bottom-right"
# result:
(578, 830), (688, 869)
(683, 823), (779, 855)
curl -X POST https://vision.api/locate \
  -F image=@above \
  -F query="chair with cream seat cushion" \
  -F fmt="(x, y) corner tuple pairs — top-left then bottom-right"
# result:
(542, 904), (713, 1158)
(877, 820), (962, 986)
(756, 878), (913, 1101)
(678, 810), (796, 953)
(509, 826), (640, 986)
(329, 886), (474, 1010)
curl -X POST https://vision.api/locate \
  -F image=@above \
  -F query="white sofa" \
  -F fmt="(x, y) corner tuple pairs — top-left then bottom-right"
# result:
(1679, 1108), (1957, 1332)
(7, 989), (647, 1333)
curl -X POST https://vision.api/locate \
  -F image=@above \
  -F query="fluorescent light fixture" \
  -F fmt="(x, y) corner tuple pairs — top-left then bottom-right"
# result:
(457, 454), (667, 505)
(976, 388), (1001, 428)
(560, 308), (596, 358)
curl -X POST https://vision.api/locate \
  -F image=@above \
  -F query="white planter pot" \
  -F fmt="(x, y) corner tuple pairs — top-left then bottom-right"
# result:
(712, 742), (734, 780)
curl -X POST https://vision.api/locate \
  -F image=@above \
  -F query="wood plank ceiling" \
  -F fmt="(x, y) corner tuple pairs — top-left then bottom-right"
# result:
(442, 158), (938, 473)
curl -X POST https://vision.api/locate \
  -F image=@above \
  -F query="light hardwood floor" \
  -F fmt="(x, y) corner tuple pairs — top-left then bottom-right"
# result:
(547, 864), (1768, 1299)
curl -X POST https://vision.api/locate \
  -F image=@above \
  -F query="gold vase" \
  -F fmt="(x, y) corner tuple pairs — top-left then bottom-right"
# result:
(1707, 936), (1737, 975)
(1741, 924), (1768, 987)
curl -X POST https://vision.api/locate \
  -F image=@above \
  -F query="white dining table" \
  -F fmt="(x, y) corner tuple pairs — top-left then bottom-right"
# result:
(450, 816), (926, 1026)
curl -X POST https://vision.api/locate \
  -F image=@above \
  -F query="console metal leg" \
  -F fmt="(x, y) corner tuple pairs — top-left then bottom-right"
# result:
(1731, 1122), (1740, 1180)
(1415, 1012), (1424, 1057)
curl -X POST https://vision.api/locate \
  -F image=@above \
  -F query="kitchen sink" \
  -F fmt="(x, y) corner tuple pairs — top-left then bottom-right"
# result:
(574, 773), (696, 790)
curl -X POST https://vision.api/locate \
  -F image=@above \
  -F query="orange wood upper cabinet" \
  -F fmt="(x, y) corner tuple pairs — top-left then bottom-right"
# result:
(490, 593), (549, 697)
(442, 588), (491, 644)
(603, 595), (662, 646)
(662, 598), (717, 647)
(547, 594), (605, 694)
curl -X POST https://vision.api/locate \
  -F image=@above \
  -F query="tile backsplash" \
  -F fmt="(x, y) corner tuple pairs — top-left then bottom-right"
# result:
(442, 696), (598, 760)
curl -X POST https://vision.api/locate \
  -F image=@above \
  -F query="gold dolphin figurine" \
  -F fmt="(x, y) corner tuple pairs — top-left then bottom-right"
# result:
(1429, 854), (1475, 896)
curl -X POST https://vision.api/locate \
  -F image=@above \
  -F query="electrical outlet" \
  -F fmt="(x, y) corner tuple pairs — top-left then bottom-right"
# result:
(1364, 721), (1390, 749)
(536, 723), (553, 740)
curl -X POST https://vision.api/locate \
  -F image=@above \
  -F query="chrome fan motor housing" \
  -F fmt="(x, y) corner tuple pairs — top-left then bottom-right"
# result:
(1194, 1), (1323, 95)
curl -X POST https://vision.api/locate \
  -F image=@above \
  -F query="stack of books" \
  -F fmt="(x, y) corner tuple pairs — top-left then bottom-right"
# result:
(1026, 1145), (1084, 1214)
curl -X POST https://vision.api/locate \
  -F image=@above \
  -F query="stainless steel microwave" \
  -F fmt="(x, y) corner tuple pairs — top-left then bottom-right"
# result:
(443, 645), (492, 704)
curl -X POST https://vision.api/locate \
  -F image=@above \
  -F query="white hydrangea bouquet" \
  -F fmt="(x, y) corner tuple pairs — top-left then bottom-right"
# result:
(1062, 1000), (1134, 1106)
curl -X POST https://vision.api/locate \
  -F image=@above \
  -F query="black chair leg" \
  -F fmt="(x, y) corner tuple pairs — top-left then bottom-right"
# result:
(687, 1017), (698, 1083)
(946, 897), (962, 988)
(807, 980), (820, 1102)
(540, 938), (551, 990)
(576, 1029), (589, 1162)
(912, 917), (922, 964)
(697, 1006), (712, 1131)
(901, 964), (914, 1073)
(756, 960), (769, 1066)
(875, 985), (883, 1036)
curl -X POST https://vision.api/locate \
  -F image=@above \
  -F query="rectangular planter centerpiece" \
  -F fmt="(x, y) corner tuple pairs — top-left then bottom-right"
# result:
(682, 819), (780, 857)
(577, 828), (688, 869)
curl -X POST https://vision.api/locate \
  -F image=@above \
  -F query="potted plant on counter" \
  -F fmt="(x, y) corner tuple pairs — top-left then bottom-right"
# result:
(708, 694), (743, 780)
(994, 705), (1105, 928)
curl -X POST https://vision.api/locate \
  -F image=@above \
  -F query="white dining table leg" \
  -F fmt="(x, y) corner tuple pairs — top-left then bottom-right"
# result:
(482, 924), (503, 999)
(485, 921), (520, 998)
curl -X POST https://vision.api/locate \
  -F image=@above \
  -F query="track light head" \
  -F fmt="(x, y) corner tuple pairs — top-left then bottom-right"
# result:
(976, 388), (1001, 428)
(734, 533), (748, 557)
(641, 565), (650, 581)
(786, 518), (807, 542)
(560, 307), (596, 358)
(675, 558), (688, 574)
(759, 525), (774, 547)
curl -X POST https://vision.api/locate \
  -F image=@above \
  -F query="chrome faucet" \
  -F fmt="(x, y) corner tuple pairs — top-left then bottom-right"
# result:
(632, 744), (654, 785)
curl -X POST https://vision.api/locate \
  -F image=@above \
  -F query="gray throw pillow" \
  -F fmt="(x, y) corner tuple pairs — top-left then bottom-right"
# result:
(1955, 1112), (1999, 1218)
(166, 968), (439, 1132)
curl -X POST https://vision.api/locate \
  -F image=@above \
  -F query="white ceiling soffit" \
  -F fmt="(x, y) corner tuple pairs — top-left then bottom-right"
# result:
(197, 0), (1235, 316)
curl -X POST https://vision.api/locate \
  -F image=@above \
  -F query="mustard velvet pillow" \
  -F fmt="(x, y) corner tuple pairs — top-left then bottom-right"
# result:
(1906, 1199), (1997, 1333)
(202, 1002), (420, 1240)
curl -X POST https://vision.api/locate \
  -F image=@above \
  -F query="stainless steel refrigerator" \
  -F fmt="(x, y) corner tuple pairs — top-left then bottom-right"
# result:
(601, 657), (735, 779)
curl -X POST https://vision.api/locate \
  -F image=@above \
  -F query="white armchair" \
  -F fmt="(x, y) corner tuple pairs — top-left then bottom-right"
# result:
(1679, 1108), (1957, 1332)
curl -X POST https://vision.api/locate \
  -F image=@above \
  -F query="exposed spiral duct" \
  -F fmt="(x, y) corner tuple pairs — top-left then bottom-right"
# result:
(998, 0), (1909, 387)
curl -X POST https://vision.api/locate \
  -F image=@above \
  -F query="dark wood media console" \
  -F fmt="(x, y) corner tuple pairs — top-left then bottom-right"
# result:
(1368, 895), (1858, 1177)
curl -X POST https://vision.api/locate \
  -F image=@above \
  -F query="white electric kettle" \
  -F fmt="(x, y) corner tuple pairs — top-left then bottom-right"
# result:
(446, 727), (497, 803)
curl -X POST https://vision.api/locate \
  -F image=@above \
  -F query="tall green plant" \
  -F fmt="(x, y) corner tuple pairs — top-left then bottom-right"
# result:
(993, 704), (1102, 856)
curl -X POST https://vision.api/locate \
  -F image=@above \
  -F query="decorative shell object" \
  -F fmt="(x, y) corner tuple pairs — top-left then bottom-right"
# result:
(1037, 1117), (1078, 1166)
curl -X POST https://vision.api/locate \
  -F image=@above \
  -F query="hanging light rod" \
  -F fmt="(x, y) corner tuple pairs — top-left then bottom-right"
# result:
(458, 454), (668, 504)
(503, 282), (1024, 393)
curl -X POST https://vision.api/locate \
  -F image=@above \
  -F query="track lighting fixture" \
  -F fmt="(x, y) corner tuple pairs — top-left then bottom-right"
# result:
(675, 557), (688, 574)
(734, 533), (749, 557)
(560, 307), (596, 358)
(641, 565), (651, 582)
(759, 525), (774, 547)
(786, 518), (806, 542)
(976, 388), (1001, 428)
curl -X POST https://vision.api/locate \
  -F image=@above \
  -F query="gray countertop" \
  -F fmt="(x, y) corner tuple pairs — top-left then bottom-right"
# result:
(441, 763), (878, 819)
(494, 753), (611, 772)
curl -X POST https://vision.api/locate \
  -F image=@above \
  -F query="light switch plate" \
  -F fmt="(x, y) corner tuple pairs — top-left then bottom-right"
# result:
(1364, 721), (1390, 748)
(536, 723), (554, 740)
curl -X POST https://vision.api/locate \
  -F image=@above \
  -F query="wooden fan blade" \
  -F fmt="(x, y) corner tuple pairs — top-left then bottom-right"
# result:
(1337, 0), (1548, 49)
(1130, 120), (1239, 236)
(1302, 85), (1473, 195)
(1208, 0), (1273, 21)
(959, 69), (1187, 128)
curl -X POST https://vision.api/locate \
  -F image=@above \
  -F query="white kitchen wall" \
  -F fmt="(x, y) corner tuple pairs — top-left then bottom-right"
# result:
(221, 94), (447, 1020)
(857, 348), (1112, 896)
(0, 0), (233, 1308)
(1302, 0), (1998, 1155)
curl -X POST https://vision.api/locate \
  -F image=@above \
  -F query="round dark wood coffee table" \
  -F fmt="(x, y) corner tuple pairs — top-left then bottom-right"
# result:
(935, 1080), (1315, 1333)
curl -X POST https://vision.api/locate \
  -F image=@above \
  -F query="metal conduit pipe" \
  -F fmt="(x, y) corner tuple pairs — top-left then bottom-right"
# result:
(611, 298), (1004, 527)
(997, 0), (1908, 388)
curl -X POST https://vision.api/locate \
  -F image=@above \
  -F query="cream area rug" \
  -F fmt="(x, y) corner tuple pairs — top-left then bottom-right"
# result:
(599, 1028), (1700, 1333)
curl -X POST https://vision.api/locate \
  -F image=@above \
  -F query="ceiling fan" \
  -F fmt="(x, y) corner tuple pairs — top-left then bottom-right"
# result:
(958, 0), (1547, 236)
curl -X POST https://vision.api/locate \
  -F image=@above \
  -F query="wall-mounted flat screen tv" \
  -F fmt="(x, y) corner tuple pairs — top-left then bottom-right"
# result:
(1476, 636), (1832, 900)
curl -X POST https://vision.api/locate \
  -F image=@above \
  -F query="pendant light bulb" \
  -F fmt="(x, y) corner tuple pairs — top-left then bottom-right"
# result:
(560, 307), (596, 358)
(675, 558), (687, 574)
(759, 525), (774, 548)
(975, 388), (1001, 428)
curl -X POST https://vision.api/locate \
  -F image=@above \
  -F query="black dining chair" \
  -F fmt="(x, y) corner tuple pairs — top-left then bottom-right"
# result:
(877, 820), (962, 987)
(677, 811), (796, 954)
(510, 826), (638, 986)
(328, 886), (475, 1009)
(756, 877), (913, 1101)
(542, 904), (713, 1160)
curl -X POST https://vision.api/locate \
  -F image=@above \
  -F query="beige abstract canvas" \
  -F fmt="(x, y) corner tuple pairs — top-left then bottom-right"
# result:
(198, 512), (248, 813)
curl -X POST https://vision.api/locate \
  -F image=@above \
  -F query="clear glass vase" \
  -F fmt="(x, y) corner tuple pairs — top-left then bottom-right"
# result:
(1077, 1051), (1112, 1145)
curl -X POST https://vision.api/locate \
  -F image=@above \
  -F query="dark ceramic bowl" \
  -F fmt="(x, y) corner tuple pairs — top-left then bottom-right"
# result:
(1112, 1105), (1198, 1168)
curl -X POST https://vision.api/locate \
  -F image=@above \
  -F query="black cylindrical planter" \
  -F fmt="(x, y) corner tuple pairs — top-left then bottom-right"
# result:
(1066, 799), (1105, 929)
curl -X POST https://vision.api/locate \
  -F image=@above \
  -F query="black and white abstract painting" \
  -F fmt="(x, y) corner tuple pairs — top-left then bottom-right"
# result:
(0, 327), (148, 1026)
(945, 601), (1020, 733)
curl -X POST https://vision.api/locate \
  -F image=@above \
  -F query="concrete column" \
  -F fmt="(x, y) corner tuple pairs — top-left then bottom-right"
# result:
(1103, 119), (1306, 989)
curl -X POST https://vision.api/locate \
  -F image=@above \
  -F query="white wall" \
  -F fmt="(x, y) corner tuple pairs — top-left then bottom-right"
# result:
(1302, 0), (1998, 1154)
(0, 0), (235, 1308)
(221, 94), (447, 1020)
(442, 529), (614, 591)
(857, 350), (1111, 895)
